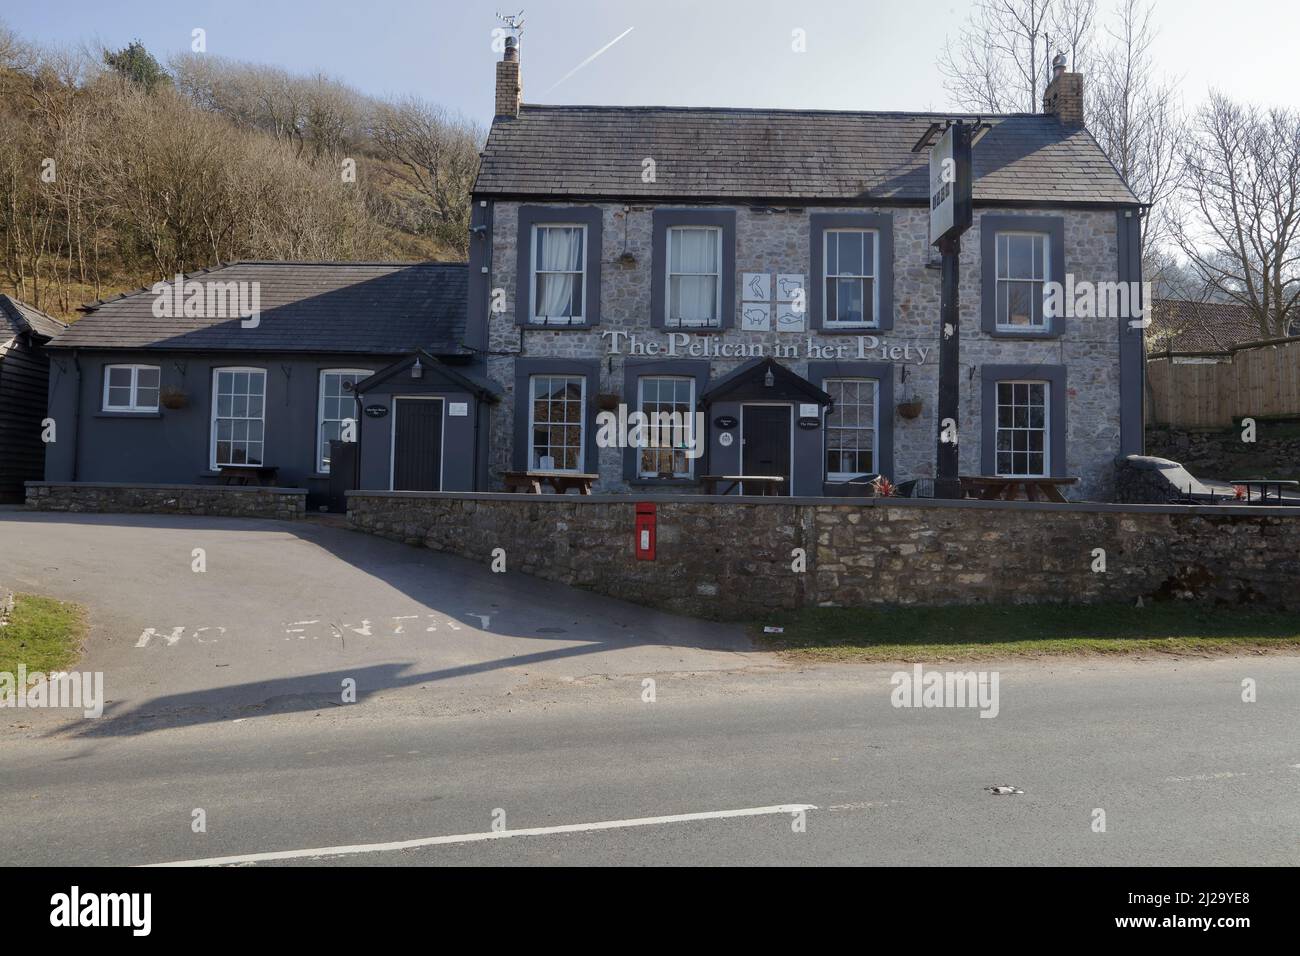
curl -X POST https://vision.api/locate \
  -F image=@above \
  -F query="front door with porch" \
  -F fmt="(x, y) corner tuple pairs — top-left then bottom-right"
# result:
(741, 404), (792, 494)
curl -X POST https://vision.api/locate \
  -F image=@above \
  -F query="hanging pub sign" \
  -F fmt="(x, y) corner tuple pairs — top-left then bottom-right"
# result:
(929, 121), (973, 245)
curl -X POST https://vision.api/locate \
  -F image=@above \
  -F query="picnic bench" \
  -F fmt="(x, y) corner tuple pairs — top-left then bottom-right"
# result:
(960, 475), (1078, 503)
(217, 465), (280, 486)
(501, 470), (598, 495)
(1228, 478), (1300, 504)
(699, 474), (786, 496)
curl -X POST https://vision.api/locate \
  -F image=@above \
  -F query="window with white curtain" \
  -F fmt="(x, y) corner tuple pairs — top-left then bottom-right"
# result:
(995, 380), (1049, 476)
(529, 374), (585, 472)
(103, 364), (160, 412)
(317, 369), (371, 473)
(823, 378), (878, 479)
(211, 368), (266, 469)
(824, 229), (878, 327)
(996, 232), (1049, 329)
(531, 225), (585, 324)
(666, 226), (722, 328)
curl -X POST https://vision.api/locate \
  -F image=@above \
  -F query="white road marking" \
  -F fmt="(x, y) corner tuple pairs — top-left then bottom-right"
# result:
(469, 614), (491, 629)
(141, 803), (818, 867)
(135, 626), (185, 648)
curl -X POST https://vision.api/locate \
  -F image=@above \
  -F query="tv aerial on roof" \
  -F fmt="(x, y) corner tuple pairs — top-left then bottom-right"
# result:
(496, 10), (525, 37)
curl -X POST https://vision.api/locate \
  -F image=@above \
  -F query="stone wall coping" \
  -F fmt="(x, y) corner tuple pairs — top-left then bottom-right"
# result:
(345, 489), (1300, 519)
(28, 481), (307, 494)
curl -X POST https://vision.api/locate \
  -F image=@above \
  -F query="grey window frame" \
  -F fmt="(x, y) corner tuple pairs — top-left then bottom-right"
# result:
(810, 213), (894, 332)
(512, 358), (600, 473)
(980, 214), (1066, 338)
(980, 364), (1067, 477)
(651, 209), (736, 331)
(807, 360), (895, 482)
(515, 206), (603, 329)
(621, 358), (710, 484)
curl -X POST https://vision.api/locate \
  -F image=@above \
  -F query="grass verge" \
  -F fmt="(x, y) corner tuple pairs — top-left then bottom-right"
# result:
(755, 602), (1300, 661)
(0, 593), (88, 676)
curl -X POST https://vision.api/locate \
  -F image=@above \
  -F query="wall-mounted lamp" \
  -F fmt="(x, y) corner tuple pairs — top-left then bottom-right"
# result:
(764, 369), (775, 388)
(411, 357), (423, 379)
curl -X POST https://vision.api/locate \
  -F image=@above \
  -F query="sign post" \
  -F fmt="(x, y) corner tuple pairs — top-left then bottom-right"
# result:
(926, 121), (974, 499)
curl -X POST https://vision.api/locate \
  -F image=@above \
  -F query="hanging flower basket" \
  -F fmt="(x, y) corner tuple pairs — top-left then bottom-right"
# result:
(159, 386), (189, 410)
(596, 392), (621, 411)
(897, 396), (923, 419)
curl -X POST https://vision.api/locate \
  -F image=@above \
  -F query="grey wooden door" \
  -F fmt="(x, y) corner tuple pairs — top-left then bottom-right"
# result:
(742, 404), (791, 494)
(392, 399), (443, 491)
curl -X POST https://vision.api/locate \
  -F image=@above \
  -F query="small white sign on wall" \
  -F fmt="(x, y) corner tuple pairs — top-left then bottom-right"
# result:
(741, 303), (771, 331)
(775, 274), (807, 331)
(449, 402), (469, 417)
(799, 403), (819, 419)
(742, 273), (771, 301)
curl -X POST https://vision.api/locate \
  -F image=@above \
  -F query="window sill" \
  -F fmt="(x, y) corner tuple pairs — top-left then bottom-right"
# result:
(988, 327), (1061, 339)
(526, 320), (594, 330)
(817, 324), (881, 334)
(96, 410), (162, 418)
(662, 326), (723, 334)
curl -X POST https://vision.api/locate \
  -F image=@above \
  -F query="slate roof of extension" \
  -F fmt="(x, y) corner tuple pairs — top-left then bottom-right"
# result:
(475, 105), (1141, 205)
(1148, 299), (1280, 354)
(48, 262), (470, 354)
(0, 294), (67, 341)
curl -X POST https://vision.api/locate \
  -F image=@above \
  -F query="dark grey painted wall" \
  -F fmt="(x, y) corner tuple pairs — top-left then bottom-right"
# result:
(355, 368), (486, 492)
(1116, 209), (1145, 456)
(44, 350), (409, 503)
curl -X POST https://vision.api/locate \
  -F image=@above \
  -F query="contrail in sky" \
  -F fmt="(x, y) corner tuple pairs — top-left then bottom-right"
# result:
(542, 27), (635, 94)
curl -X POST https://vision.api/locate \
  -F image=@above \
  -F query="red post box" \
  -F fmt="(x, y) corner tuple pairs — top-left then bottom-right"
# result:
(635, 502), (656, 560)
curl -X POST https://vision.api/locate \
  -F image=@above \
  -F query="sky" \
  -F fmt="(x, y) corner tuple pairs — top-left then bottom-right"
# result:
(5, 0), (1298, 123)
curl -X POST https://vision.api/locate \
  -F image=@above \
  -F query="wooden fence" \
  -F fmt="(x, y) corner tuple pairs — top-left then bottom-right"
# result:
(1146, 338), (1300, 427)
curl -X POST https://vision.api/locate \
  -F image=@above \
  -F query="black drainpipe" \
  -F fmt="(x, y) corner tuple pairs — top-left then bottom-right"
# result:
(70, 350), (83, 481)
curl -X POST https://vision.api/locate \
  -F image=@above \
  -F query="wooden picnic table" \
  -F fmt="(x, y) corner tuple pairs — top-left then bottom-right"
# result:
(1228, 478), (1300, 504)
(217, 465), (280, 486)
(502, 470), (598, 495)
(699, 474), (786, 496)
(960, 475), (1078, 503)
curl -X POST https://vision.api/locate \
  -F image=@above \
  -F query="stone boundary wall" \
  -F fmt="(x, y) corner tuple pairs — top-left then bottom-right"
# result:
(347, 491), (1300, 618)
(26, 482), (307, 520)
(1146, 423), (1300, 481)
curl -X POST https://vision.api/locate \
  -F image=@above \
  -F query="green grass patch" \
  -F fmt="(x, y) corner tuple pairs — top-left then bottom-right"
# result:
(0, 593), (88, 677)
(755, 602), (1300, 661)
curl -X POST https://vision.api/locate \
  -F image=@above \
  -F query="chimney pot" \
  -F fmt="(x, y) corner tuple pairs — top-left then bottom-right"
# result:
(495, 34), (522, 119)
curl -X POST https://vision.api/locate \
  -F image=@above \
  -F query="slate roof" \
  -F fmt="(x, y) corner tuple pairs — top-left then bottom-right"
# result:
(0, 294), (66, 340)
(49, 262), (469, 355)
(1148, 299), (1280, 354)
(475, 105), (1140, 206)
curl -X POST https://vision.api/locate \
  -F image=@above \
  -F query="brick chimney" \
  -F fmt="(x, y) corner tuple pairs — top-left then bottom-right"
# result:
(495, 35), (522, 119)
(1042, 52), (1084, 127)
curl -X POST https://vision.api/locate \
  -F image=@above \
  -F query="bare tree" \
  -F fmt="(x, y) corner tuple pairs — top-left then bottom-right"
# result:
(369, 96), (482, 255)
(940, 1), (1094, 113)
(1088, 0), (1182, 254)
(1174, 93), (1300, 339)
